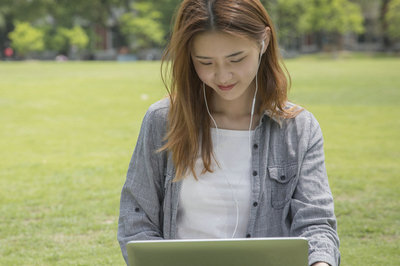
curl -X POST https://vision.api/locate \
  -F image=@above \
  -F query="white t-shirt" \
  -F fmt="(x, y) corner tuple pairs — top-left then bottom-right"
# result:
(176, 128), (253, 239)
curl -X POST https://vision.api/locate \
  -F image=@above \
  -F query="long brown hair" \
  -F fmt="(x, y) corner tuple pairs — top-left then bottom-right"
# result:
(161, 0), (298, 181)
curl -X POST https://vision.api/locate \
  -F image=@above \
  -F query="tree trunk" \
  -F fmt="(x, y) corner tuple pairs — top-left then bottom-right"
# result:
(336, 32), (344, 51)
(315, 31), (324, 51)
(380, 0), (391, 51)
(0, 13), (15, 59)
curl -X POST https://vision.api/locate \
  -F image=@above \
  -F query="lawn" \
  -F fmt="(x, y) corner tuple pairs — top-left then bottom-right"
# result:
(0, 56), (399, 265)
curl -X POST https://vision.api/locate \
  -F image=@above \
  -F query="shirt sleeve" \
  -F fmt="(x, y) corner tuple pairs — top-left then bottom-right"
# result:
(290, 112), (341, 266)
(117, 106), (167, 264)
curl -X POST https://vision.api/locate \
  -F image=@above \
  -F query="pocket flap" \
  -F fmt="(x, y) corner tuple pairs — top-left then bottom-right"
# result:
(267, 164), (297, 184)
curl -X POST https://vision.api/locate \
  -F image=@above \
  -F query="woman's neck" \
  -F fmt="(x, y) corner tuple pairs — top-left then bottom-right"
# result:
(211, 85), (254, 114)
(210, 90), (260, 130)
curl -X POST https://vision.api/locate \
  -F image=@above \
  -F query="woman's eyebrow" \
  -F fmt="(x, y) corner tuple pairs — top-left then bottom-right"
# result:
(194, 51), (244, 59)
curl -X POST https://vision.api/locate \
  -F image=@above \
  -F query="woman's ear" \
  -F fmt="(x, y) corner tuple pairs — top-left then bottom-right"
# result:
(262, 27), (271, 53)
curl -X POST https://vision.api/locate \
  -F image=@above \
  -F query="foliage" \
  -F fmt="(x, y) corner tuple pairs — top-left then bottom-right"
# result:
(37, 0), (165, 50)
(0, 9), (5, 29)
(45, 26), (89, 54)
(0, 0), (50, 24)
(26, 0), (126, 28)
(1, 0), (398, 55)
(8, 21), (44, 56)
(143, 0), (181, 35)
(120, 2), (165, 51)
(64, 26), (89, 51)
(299, 0), (364, 34)
(275, 0), (305, 48)
(42, 25), (89, 54)
(386, 0), (400, 39)
(44, 27), (68, 53)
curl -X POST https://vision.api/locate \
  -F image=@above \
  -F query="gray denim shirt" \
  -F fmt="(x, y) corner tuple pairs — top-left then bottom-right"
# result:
(118, 98), (340, 266)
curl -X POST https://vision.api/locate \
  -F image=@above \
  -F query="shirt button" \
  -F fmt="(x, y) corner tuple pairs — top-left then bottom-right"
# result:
(253, 202), (258, 207)
(280, 175), (286, 181)
(252, 171), (258, 176)
(135, 207), (140, 212)
(246, 234), (251, 238)
(253, 144), (258, 149)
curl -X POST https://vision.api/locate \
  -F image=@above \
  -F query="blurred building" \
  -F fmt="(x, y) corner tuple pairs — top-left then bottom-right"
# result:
(280, 1), (399, 56)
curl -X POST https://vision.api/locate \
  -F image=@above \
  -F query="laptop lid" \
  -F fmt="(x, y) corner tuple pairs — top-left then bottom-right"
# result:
(127, 237), (308, 266)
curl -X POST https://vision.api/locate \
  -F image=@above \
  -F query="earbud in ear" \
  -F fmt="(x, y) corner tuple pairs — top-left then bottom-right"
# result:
(261, 40), (265, 53)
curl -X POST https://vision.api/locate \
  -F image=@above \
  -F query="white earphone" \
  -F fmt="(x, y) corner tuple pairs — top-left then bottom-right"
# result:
(261, 40), (265, 55)
(249, 39), (265, 138)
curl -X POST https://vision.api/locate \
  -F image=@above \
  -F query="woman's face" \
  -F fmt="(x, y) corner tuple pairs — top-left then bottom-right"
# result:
(191, 31), (263, 108)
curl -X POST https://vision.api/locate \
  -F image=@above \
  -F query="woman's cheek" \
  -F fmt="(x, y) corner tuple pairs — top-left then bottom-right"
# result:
(242, 59), (258, 77)
(195, 66), (213, 84)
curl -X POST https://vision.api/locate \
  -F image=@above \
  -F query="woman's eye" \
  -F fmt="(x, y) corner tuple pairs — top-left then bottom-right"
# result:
(199, 62), (212, 66)
(231, 57), (245, 63)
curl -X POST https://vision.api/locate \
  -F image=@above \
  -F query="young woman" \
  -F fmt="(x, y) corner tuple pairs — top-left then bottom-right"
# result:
(118, 0), (340, 265)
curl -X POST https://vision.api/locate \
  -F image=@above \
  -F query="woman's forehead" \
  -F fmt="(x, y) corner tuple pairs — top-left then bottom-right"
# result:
(191, 31), (257, 57)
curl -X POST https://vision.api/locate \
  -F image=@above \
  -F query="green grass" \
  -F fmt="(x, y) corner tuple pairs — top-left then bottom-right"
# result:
(0, 56), (399, 265)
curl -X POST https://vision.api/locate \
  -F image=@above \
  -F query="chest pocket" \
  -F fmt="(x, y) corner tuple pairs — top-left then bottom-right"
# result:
(267, 164), (298, 209)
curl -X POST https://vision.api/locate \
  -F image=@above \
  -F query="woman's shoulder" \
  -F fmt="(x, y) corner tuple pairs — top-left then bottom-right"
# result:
(137, 98), (170, 146)
(266, 102), (318, 127)
(144, 97), (170, 122)
(147, 97), (170, 113)
(266, 102), (322, 138)
(283, 103), (323, 142)
(288, 103), (319, 128)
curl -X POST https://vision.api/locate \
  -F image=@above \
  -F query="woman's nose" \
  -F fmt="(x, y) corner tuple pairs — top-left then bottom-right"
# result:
(215, 67), (233, 85)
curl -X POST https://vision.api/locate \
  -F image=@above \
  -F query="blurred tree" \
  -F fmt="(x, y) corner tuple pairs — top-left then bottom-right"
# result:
(45, 0), (124, 27)
(386, 0), (400, 40)
(144, 0), (181, 37)
(120, 2), (164, 51)
(45, 0), (166, 51)
(352, 0), (380, 43)
(275, 0), (305, 51)
(0, 0), (128, 51)
(8, 21), (44, 57)
(299, 0), (364, 50)
(0, 8), (5, 30)
(0, 0), (65, 55)
(3, 0), (393, 58)
(43, 26), (68, 54)
(259, 0), (277, 20)
(0, 0), (51, 24)
(67, 26), (89, 51)
(346, 0), (399, 50)
(380, 0), (391, 49)
(44, 26), (89, 54)
(44, 0), (130, 49)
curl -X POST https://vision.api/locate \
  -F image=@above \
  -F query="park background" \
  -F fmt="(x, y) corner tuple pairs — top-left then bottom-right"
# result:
(0, 0), (399, 265)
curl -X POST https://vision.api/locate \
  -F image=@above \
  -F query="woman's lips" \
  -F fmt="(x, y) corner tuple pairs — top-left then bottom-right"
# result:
(218, 83), (236, 91)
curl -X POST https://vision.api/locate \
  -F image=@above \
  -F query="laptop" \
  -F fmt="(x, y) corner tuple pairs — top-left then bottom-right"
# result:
(127, 237), (308, 266)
